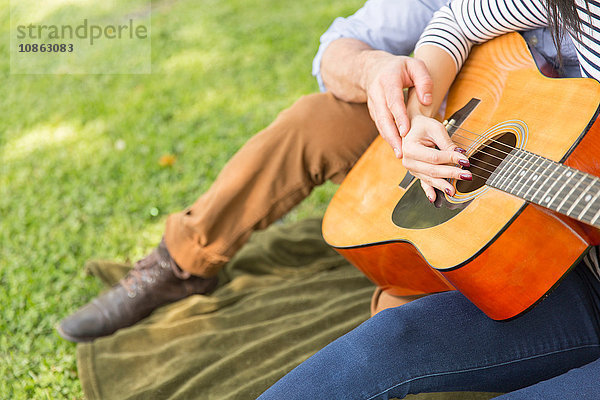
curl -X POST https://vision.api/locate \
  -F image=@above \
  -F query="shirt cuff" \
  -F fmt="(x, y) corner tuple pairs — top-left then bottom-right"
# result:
(312, 23), (344, 92)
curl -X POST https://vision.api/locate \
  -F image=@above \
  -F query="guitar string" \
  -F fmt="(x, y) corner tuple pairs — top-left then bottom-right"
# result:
(448, 123), (568, 181)
(427, 124), (600, 212)
(446, 132), (536, 176)
(451, 133), (510, 163)
(449, 137), (502, 169)
(447, 124), (600, 193)
(417, 163), (599, 217)
(448, 131), (600, 211)
(448, 124), (597, 186)
(450, 129), (549, 174)
(441, 125), (555, 182)
(447, 123), (519, 156)
(443, 151), (600, 216)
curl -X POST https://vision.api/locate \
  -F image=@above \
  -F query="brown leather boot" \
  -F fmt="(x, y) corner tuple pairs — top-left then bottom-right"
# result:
(57, 239), (218, 342)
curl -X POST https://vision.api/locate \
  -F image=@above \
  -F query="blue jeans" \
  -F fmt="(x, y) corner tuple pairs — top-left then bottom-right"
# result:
(257, 264), (600, 399)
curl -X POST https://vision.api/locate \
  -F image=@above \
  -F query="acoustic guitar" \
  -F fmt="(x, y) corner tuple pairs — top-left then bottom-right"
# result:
(322, 32), (600, 321)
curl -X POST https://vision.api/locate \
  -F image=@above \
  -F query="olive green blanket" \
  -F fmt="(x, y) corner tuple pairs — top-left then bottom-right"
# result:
(77, 219), (498, 400)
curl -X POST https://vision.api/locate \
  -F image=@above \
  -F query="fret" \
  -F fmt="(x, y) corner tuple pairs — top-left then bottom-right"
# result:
(548, 169), (578, 208)
(556, 173), (587, 213)
(500, 151), (534, 194)
(486, 152), (507, 187)
(514, 153), (546, 199)
(532, 162), (567, 206)
(522, 156), (555, 201)
(511, 151), (540, 195)
(491, 151), (523, 191)
(591, 207), (600, 226)
(565, 176), (597, 217)
(482, 145), (600, 227)
(490, 154), (515, 188)
(578, 181), (600, 221)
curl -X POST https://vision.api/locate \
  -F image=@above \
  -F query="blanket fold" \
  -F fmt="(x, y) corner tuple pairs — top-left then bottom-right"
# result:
(77, 219), (498, 400)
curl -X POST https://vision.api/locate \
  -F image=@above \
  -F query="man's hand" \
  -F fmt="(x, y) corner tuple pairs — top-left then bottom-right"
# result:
(361, 53), (433, 158)
(321, 39), (433, 158)
(397, 44), (463, 202)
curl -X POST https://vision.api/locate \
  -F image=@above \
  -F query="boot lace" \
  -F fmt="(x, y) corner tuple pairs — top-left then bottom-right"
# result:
(121, 250), (172, 298)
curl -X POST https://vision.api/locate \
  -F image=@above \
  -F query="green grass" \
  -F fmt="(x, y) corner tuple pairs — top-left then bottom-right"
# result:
(1, 0), (364, 397)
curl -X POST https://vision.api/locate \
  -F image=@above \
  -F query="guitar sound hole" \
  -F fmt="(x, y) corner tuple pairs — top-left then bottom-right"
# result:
(456, 132), (517, 193)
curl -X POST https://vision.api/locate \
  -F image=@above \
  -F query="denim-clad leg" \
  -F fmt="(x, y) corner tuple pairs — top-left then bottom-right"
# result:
(257, 265), (600, 400)
(493, 357), (600, 399)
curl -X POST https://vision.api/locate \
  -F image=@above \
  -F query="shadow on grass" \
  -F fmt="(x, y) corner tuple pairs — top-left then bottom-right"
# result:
(1, 0), (363, 397)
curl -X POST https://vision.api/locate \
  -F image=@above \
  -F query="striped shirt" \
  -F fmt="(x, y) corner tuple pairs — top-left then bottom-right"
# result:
(416, 0), (600, 79)
(415, 0), (600, 279)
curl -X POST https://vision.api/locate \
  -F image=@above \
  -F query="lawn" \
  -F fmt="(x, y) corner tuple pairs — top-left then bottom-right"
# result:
(1, 0), (363, 397)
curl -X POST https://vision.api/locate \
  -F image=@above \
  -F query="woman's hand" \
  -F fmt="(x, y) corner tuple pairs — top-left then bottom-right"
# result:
(401, 114), (472, 202)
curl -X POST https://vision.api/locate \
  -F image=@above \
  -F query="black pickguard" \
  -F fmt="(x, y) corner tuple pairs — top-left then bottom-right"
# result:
(392, 98), (481, 229)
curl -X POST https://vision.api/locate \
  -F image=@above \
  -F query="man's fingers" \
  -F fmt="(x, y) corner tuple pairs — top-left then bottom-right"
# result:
(385, 84), (409, 136)
(407, 59), (433, 105)
(369, 97), (403, 158)
(377, 111), (403, 158)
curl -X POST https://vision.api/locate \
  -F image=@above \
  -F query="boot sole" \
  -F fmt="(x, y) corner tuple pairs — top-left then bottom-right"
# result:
(56, 324), (98, 343)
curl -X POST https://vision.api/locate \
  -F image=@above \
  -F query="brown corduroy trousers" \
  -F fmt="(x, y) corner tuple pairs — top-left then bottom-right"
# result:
(164, 92), (379, 277)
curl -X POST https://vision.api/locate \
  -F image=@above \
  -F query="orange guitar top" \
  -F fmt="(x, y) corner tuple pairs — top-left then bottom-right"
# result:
(322, 33), (600, 320)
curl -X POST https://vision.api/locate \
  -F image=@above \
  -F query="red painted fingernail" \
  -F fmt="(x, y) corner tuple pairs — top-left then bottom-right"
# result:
(428, 195), (434, 203)
(454, 147), (467, 154)
(458, 159), (470, 168)
(460, 173), (472, 181)
(445, 188), (452, 196)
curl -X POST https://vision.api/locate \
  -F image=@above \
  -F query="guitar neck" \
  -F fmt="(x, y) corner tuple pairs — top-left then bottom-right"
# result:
(486, 148), (600, 228)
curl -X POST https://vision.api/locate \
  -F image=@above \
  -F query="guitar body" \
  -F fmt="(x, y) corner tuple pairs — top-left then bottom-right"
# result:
(322, 33), (600, 320)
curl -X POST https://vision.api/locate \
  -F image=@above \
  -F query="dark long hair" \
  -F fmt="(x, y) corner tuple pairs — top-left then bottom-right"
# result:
(545, 0), (585, 65)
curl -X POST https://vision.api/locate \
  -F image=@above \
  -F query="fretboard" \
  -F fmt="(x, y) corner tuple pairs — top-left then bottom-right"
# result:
(486, 149), (600, 228)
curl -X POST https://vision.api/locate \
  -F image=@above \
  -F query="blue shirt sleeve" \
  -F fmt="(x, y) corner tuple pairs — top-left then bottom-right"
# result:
(312, 0), (579, 91)
(312, 0), (448, 91)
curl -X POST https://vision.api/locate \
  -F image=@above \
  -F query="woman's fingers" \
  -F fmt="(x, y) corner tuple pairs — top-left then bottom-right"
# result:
(402, 147), (471, 197)
(402, 158), (470, 180)
(402, 140), (469, 168)
(414, 171), (461, 198)
(405, 158), (471, 198)
(401, 116), (473, 200)
(419, 180), (437, 203)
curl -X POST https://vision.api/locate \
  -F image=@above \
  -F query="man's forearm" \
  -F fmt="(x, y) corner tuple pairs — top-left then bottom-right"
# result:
(320, 37), (434, 158)
(320, 38), (394, 103)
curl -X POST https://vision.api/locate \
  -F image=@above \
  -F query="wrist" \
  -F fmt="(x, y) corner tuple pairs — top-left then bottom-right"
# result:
(358, 50), (396, 93)
(407, 88), (435, 120)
